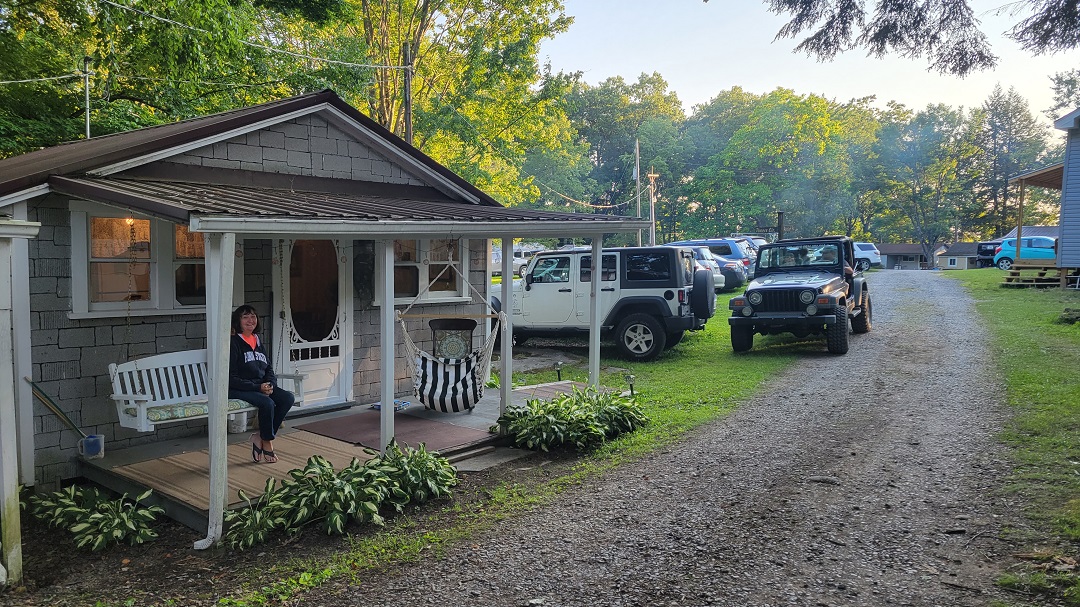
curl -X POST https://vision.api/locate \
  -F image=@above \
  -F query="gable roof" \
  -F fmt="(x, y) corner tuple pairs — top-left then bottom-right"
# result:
(0, 89), (497, 206)
(877, 243), (926, 255)
(940, 242), (978, 256)
(1002, 225), (1059, 239)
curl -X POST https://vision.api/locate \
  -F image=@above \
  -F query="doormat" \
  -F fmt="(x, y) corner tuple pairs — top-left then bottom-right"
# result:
(294, 410), (493, 452)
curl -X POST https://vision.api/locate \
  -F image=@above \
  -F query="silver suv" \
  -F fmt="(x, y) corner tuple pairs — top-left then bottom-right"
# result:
(492, 246), (716, 361)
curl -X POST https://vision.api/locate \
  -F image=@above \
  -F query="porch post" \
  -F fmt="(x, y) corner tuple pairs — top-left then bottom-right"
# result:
(499, 237), (513, 415)
(588, 235), (602, 387)
(379, 240), (395, 451)
(195, 232), (235, 550)
(0, 218), (39, 587)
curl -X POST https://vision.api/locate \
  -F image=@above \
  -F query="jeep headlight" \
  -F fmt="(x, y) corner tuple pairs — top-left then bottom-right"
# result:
(799, 290), (815, 304)
(748, 291), (762, 305)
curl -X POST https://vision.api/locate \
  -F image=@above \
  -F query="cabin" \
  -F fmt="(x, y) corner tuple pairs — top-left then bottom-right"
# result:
(937, 242), (978, 270)
(0, 90), (648, 575)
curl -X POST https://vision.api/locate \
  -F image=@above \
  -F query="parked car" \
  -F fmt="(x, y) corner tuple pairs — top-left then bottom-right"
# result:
(854, 242), (882, 270)
(993, 236), (1057, 270)
(491, 246), (715, 361)
(976, 240), (1001, 268)
(728, 236), (871, 355)
(665, 244), (725, 292)
(669, 238), (756, 285)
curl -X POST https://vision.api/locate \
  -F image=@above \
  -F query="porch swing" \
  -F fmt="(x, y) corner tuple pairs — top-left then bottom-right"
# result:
(396, 250), (506, 413)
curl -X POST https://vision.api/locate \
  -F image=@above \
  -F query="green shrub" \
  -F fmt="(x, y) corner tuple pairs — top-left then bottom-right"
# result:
(370, 440), (458, 505)
(28, 485), (164, 552)
(497, 387), (648, 452)
(224, 445), (458, 549)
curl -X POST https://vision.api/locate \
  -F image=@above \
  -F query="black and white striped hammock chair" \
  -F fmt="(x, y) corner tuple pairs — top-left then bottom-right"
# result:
(396, 254), (506, 413)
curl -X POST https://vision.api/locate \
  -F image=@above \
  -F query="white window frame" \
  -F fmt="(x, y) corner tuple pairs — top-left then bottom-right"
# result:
(375, 238), (471, 306)
(948, 258), (957, 267)
(70, 201), (206, 318)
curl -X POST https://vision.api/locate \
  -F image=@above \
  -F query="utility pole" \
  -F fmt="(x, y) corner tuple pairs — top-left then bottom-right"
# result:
(647, 170), (659, 246)
(635, 139), (642, 246)
(83, 56), (91, 140)
(402, 42), (413, 146)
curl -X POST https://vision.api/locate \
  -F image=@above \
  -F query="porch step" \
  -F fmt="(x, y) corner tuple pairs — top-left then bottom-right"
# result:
(443, 445), (497, 463)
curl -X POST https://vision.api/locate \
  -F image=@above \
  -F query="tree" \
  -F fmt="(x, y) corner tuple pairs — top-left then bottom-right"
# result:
(1048, 69), (1080, 117)
(970, 86), (1050, 237)
(876, 104), (980, 260)
(736, 0), (1080, 76)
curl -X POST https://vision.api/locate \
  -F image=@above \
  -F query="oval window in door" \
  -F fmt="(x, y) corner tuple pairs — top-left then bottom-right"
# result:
(290, 240), (339, 342)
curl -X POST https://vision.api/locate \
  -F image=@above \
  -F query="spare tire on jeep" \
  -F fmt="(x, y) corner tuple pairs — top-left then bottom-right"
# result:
(691, 269), (716, 320)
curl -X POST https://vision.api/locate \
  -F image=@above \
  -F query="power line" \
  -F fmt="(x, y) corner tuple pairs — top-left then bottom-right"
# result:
(0, 73), (82, 85)
(98, 0), (408, 71)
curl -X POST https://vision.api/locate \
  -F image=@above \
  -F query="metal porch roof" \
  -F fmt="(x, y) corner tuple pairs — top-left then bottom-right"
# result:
(1009, 163), (1064, 190)
(49, 176), (650, 237)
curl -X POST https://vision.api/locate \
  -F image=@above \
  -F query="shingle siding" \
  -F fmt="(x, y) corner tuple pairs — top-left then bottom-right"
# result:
(170, 113), (426, 186)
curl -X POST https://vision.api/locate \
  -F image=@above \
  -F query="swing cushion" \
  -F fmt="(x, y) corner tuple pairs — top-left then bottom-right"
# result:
(413, 350), (485, 413)
(130, 399), (254, 423)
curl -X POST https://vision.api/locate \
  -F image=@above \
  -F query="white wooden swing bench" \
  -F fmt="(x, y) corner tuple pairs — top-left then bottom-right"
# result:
(109, 349), (304, 433)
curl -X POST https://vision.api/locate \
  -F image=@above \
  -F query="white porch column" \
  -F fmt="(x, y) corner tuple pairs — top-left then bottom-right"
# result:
(588, 235), (602, 387)
(195, 232), (235, 550)
(499, 237), (513, 415)
(0, 218), (40, 587)
(12, 202), (33, 487)
(379, 240), (395, 451)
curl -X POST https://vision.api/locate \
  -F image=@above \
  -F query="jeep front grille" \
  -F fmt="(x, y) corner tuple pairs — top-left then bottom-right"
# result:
(756, 290), (803, 312)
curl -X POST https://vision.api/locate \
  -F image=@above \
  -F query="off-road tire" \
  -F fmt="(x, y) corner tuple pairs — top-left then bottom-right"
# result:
(997, 257), (1013, 271)
(851, 292), (872, 334)
(731, 325), (754, 353)
(615, 313), (666, 361)
(691, 269), (716, 319)
(826, 305), (849, 354)
(665, 330), (685, 349)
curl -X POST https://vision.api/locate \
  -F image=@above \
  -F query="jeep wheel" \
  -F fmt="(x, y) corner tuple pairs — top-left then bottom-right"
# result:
(997, 257), (1013, 271)
(665, 330), (685, 349)
(731, 325), (754, 352)
(615, 313), (666, 361)
(851, 292), (872, 334)
(826, 305), (849, 354)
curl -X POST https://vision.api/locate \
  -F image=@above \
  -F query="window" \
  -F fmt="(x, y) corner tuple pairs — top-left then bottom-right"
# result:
(948, 258), (957, 267)
(580, 254), (617, 282)
(71, 203), (206, 316)
(529, 256), (570, 283)
(625, 252), (671, 282)
(391, 238), (466, 301)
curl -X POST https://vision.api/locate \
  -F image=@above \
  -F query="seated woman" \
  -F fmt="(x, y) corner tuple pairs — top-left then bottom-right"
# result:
(229, 305), (294, 464)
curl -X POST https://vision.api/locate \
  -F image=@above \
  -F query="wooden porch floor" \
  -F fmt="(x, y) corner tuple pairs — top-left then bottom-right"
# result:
(79, 381), (589, 532)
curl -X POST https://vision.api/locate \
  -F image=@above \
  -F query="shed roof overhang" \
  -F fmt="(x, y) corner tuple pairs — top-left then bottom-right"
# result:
(48, 176), (650, 237)
(1009, 163), (1064, 190)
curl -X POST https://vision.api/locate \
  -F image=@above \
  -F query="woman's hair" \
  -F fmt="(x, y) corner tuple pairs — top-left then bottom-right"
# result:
(231, 304), (260, 334)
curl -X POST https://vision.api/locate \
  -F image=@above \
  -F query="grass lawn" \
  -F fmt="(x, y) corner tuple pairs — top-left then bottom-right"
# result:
(944, 269), (1080, 602)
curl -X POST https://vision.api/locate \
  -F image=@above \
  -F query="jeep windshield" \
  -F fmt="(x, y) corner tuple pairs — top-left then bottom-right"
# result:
(757, 243), (842, 273)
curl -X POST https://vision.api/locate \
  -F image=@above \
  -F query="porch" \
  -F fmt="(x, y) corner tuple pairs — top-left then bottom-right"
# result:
(77, 380), (588, 533)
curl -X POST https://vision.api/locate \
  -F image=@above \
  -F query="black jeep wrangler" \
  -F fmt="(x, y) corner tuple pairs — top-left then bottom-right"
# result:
(727, 236), (871, 354)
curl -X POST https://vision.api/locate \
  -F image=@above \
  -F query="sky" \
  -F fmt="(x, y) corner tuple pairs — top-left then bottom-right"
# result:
(538, 0), (1080, 127)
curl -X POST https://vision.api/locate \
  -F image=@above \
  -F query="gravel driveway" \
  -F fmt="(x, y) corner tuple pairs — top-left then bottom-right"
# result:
(321, 270), (1021, 606)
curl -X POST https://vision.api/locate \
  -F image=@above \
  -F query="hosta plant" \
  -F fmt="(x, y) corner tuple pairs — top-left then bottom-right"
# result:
(497, 387), (649, 452)
(370, 440), (458, 506)
(223, 477), (286, 550)
(28, 485), (164, 552)
(275, 455), (396, 535)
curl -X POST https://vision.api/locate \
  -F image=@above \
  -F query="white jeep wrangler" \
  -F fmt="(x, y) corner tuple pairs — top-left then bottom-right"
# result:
(492, 246), (715, 361)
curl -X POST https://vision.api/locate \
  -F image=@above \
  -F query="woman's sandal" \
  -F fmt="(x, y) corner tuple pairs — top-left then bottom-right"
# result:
(250, 435), (264, 463)
(262, 450), (278, 464)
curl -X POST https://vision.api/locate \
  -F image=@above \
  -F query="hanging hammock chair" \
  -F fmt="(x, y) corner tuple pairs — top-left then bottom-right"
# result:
(397, 252), (506, 413)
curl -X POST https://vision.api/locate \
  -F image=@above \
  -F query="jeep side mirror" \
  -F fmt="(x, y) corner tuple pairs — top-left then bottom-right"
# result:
(524, 273), (533, 290)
